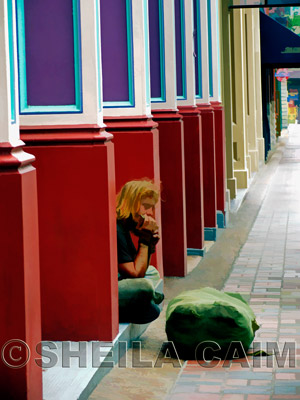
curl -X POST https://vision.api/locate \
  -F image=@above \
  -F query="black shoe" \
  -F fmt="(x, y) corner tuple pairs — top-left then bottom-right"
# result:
(153, 291), (164, 305)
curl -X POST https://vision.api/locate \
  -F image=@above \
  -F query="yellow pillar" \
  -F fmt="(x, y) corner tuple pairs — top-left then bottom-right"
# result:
(220, 0), (237, 199)
(232, 9), (248, 189)
(253, 9), (265, 163)
(245, 9), (259, 173)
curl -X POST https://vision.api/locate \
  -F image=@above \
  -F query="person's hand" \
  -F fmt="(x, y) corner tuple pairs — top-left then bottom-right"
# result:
(138, 215), (158, 233)
(148, 231), (160, 255)
(134, 226), (160, 250)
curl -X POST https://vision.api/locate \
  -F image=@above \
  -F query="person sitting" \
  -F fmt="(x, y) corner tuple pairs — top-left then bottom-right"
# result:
(116, 179), (164, 324)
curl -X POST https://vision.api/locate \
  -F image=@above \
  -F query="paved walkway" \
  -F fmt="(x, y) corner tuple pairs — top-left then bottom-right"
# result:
(89, 128), (300, 400)
(167, 129), (300, 399)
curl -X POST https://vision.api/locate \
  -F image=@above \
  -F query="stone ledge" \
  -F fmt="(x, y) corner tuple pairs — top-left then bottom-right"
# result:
(43, 279), (164, 400)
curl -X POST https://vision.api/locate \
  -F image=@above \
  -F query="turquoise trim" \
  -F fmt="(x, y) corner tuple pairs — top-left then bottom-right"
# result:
(104, 0), (135, 109)
(16, 0), (27, 112)
(73, 0), (82, 111)
(7, 0), (16, 124)
(95, 0), (102, 112)
(187, 248), (205, 256)
(217, 210), (226, 228)
(216, 0), (221, 99)
(16, 105), (81, 114)
(151, 0), (166, 103)
(16, 0), (83, 114)
(204, 227), (217, 241)
(207, 0), (213, 98)
(177, 0), (187, 101)
(143, 0), (151, 108)
(194, 0), (203, 99)
(104, 101), (134, 108)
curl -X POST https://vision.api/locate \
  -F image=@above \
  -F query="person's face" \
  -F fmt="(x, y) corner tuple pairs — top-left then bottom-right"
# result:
(138, 197), (156, 217)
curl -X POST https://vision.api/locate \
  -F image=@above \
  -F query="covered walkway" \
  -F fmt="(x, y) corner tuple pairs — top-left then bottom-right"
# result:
(89, 127), (300, 400)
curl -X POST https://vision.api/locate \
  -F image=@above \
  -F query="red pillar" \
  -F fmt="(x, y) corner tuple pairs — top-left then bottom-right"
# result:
(198, 103), (217, 239)
(104, 116), (163, 278)
(21, 126), (119, 342)
(0, 142), (42, 399)
(211, 101), (227, 224)
(178, 106), (204, 254)
(152, 110), (187, 277)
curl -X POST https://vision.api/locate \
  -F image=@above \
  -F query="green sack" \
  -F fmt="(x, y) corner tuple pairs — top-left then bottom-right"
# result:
(166, 287), (259, 359)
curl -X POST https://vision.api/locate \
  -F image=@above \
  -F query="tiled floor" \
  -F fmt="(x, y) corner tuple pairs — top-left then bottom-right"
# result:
(89, 129), (300, 400)
(166, 129), (300, 399)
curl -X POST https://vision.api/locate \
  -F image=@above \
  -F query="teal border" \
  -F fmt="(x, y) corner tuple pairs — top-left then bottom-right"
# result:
(103, 0), (135, 108)
(143, 0), (151, 107)
(194, 0), (203, 99)
(187, 248), (205, 256)
(7, 0), (16, 124)
(204, 227), (217, 241)
(16, 0), (83, 114)
(216, 0), (221, 99)
(151, 0), (166, 103)
(177, 0), (187, 101)
(207, 0), (214, 98)
(95, 0), (102, 112)
(217, 210), (226, 228)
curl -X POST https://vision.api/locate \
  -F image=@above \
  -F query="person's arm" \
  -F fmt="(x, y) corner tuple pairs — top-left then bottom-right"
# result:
(118, 243), (149, 278)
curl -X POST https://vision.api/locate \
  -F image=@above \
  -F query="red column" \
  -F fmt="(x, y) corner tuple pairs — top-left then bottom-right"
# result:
(178, 106), (204, 254)
(104, 116), (163, 278)
(0, 142), (42, 399)
(198, 103), (217, 237)
(211, 101), (227, 222)
(21, 126), (119, 342)
(152, 110), (187, 277)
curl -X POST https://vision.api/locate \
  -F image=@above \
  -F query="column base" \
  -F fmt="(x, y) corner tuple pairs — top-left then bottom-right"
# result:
(204, 227), (217, 241)
(257, 137), (265, 162)
(217, 210), (226, 228)
(152, 110), (187, 277)
(234, 169), (249, 189)
(249, 149), (259, 173)
(246, 155), (252, 178)
(0, 141), (42, 399)
(187, 248), (205, 256)
(227, 177), (237, 199)
(104, 115), (163, 277)
(21, 126), (119, 342)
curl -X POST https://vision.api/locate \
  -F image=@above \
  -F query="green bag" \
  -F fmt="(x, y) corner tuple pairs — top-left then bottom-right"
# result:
(166, 287), (259, 359)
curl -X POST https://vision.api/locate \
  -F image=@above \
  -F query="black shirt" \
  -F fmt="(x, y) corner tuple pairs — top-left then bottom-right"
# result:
(117, 216), (137, 264)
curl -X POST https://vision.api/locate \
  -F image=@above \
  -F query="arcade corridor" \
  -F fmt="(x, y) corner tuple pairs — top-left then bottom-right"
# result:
(88, 127), (300, 400)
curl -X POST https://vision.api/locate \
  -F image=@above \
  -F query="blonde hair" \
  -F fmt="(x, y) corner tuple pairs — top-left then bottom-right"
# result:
(116, 179), (160, 220)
